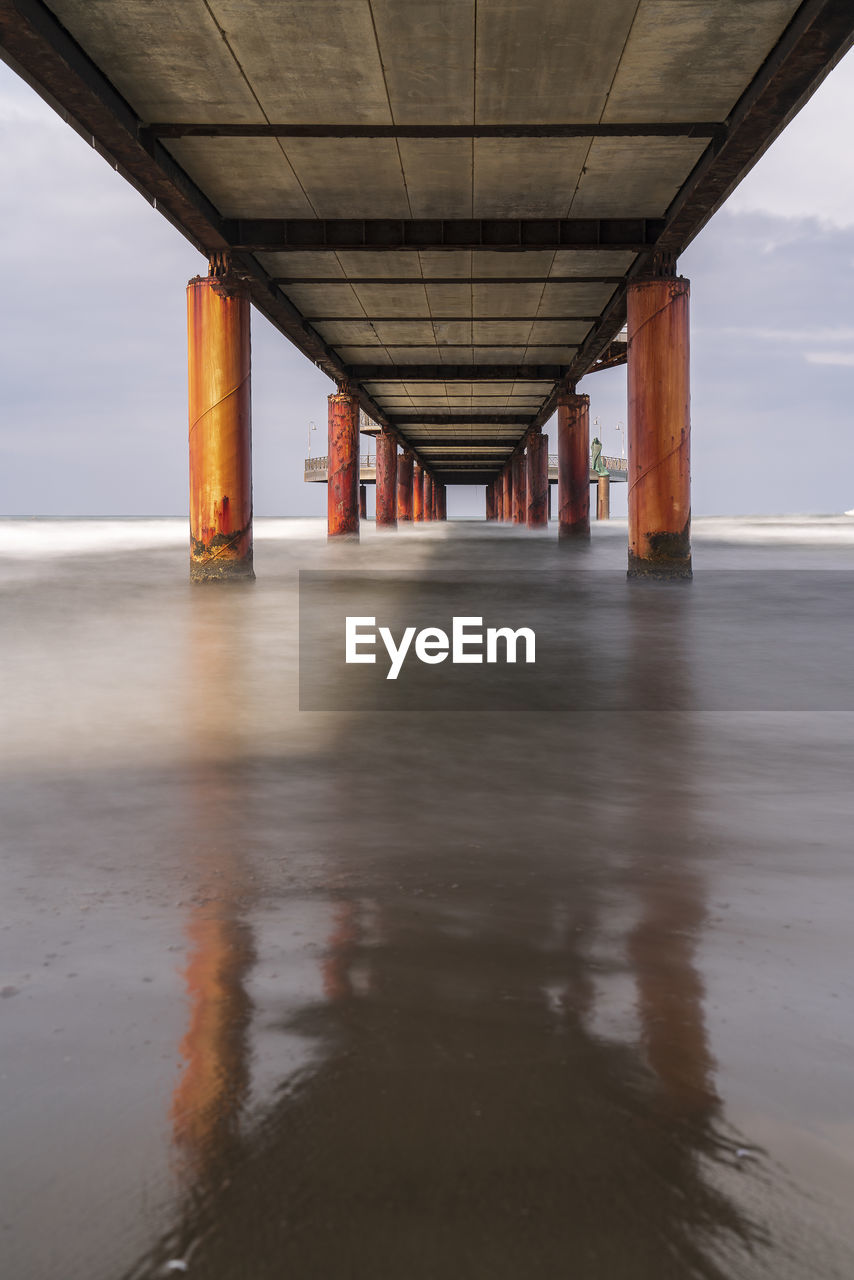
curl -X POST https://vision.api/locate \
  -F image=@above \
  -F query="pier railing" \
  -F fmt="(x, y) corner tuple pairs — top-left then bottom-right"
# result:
(306, 453), (627, 477)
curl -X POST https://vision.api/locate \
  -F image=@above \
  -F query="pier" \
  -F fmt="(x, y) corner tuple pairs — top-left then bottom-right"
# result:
(2, 2), (852, 574)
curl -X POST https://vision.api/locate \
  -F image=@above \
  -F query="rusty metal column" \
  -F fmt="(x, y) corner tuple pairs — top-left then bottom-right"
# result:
(413, 463), (424, 521)
(376, 429), (398, 529)
(496, 480), (504, 522)
(437, 483), (447, 520)
(526, 431), (548, 527)
(597, 474), (611, 520)
(548, 483), (552, 522)
(512, 452), (526, 524)
(557, 390), (590, 540)
(486, 482), (496, 521)
(359, 484), (367, 520)
(187, 268), (253, 581)
(327, 383), (359, 538)
(397, 452), (413, 522)
(423, 474), (433, 521)
(627, 274), (692, 578)
(502, 467), (511, 522)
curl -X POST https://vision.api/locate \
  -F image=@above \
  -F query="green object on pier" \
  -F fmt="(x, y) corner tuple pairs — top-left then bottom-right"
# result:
(591, 437), (609, 476)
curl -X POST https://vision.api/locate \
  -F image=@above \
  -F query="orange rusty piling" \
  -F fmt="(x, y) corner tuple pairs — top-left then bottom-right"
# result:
(503, 465), (512, 522)
(359, 484), (367, 520)
(548, 482), (552, 522)
(423, 473), (433, 521)
(187, 271), (253, 582)
(557, 390), (590, 540)
(413, 463), (424, 521)
(397, 453), (413, 521)
(485, 482), (496, 521)
(597, 474), (611, 520)
(526, 431), (548, 527)
(376, 430), (398, 529)
(496, 480), (504, 522)
(327, 384), (360, 538)
(627, 275), (692, 578)
(512, 452), (527, 524)
(437, 483), (447, 520)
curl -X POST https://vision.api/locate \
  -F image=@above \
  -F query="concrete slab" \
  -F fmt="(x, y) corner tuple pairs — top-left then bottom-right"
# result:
(49, 0), (261, 122)
(213, 0), (391, 122)
(398, 141), (473, 218)
(372, 0), (475, 124)
(474, 140), (588, 217)
(606, 0), (803, 122)
(475, 0), (639, 122)
(569, 138), (709, 218)
(284, 140), (410, 218)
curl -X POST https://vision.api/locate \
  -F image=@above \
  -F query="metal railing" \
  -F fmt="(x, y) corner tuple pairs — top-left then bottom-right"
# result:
(548, 454), (627, 471)
(305, 454), (375, 473)
(307, 452), (627, 474)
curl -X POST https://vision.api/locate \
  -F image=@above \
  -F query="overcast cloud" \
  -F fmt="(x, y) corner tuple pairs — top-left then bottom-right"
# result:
(1, 49), (853, 518)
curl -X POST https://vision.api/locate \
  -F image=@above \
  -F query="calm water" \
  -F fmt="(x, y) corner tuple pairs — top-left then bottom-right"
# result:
(2, 516), (854, 1279)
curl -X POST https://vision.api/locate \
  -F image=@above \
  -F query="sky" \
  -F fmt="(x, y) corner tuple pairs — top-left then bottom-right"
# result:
(0, 49), (853, 519)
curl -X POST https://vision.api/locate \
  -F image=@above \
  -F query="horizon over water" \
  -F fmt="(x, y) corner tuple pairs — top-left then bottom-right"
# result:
(2, 514), (854, 1279)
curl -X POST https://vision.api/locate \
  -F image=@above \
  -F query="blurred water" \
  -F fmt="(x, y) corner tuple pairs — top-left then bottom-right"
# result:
(1, 516), (853, 1279)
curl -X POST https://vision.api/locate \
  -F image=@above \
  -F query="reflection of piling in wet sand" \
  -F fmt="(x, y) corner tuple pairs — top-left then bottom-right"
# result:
(171, 598), (256, 1178)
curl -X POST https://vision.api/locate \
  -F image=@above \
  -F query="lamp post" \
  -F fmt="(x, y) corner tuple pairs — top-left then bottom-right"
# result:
(307, 419), (317, 458)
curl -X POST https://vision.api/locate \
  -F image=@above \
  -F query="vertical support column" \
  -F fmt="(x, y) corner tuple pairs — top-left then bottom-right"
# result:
(597, 474), (611, 520)
(501, 468), (510, 522)
(187, 270), (253, 581)
(512, 452), (526, 524)
(376, 429), (398, 529)
(437, 483), (447, 520)
(557, 390), (590, 540)
(327, 383), (360, 538)
(359, 484), (367, 519)
(413, 463), (424, 521)
(526, 431), (548, 527)
(548, 483), (552, 522)
(627, 274), (691, 578)
(423, 474), (433, 521)
(397, 452), (413, 522)
(486, 482), (496, 521)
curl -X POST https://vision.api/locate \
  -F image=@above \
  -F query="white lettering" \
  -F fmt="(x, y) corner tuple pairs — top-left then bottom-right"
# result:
(345, 616), (377, 664)
(378, 626), (416, 680)
(452, 616), (483, 664)
(486, 626), (536, 664)
(414, 627), (449, 664)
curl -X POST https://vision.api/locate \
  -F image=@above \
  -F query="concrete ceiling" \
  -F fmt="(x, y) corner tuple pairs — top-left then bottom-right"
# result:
(2, 0), (852, 479)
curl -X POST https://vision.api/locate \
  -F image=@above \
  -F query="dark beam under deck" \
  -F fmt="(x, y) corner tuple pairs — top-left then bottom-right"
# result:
(148, 122), (724, 141)
(226, 219), (666, 253)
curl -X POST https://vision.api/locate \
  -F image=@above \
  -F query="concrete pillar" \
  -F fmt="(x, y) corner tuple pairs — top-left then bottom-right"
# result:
(376, 430), (398, 529)
(187, 273), (253, 581)
(512, 452), (526, 524)
(413, 463), (424, 521)
(327, 384), (360, 538)
(526, 431), (548, 527)
(486, 482), (496, 521)
(397, 453), (413, 521)
(359, 484), (367, 520)
(627, 275), (692, 578)
(557, 391), (590, 540)
(597, 474), (611, 520)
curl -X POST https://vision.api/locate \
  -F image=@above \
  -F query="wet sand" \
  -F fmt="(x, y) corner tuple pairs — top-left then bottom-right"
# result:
(1, 517), (853, 1279)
